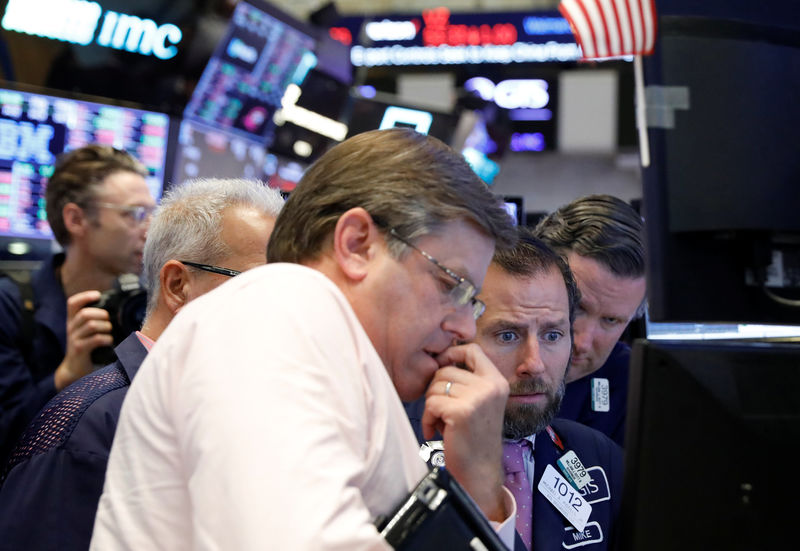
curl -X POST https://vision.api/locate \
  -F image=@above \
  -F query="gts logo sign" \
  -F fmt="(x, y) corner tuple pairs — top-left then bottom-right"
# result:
(579, 467), (610, 504)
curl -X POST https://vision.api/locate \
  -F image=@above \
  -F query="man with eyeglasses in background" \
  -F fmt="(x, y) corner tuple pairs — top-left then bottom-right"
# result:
(91, 128), (520, 550)
(0, 178), (283, 550)
(0, 145), (156, 464)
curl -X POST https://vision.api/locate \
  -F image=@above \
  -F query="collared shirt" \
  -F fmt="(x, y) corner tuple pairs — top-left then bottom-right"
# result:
(92, 264), (515, 550)
(135, 330), (155, 351)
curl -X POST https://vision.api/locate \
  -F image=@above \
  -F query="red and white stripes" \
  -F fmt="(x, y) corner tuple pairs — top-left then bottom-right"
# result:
(559, 0), (657, 59)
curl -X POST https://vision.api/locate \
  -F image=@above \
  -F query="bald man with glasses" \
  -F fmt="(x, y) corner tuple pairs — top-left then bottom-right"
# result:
(0, 178), (284, 551)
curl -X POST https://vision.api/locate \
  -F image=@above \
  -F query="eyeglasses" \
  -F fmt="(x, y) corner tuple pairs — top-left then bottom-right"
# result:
(179, 261), (241, 278)
(388, 228), (486, 319)
(94, 202), (155, 224)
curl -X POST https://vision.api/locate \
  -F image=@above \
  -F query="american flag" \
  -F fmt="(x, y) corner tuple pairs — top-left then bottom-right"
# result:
(559, 0), (658, 59)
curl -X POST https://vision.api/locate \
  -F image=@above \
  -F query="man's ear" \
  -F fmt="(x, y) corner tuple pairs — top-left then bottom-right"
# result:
(160, 260), (192, 314)
(62, 203), (89, 239)
(331, 207), (382, 282)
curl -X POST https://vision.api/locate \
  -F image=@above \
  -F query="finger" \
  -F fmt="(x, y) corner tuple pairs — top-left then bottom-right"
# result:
(68, 307), (111, 334)
(66, 290), (103, 317)
(70, 318), (114, 340)
(87, 333), (114, 349)
(429, 366), (472, 391)
(426, 378), (456, 400)
(420, 398), (447, 441)
(435, 343), (493, 375)
(72, 307), (111, 324)
(72, 332), (114, 355)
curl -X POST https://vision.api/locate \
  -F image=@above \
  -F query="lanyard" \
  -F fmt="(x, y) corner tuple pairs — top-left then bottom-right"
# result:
(545, 424), (565, 453)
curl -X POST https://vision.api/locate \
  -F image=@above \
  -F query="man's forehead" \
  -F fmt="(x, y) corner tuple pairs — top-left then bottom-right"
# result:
(96, 171), (153, 200)
(483, 266), (569, 317)
(413, 220), (495, 282)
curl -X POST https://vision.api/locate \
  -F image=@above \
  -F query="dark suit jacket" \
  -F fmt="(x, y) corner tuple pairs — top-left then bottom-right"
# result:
(0, 333), (147, 551)
(408, 411), (622, 551)
(559, 342), (631, 447)
(527, 418), (622, 551)
(0, 254), (66, 463)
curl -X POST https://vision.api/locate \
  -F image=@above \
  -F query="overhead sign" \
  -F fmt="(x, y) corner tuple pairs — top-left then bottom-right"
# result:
(465, 77), (550, 110)
(461, 75), (557, 153)
(2, 0), (182, 60)
(329, 8), (580, 67)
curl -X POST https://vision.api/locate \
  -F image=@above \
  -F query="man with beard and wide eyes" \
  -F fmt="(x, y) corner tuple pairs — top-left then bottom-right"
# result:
(412, 230), (623, 551)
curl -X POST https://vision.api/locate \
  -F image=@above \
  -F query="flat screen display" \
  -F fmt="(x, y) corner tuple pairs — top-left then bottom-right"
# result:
(622, 338), (800, 550)
(169, 120), (269, 187)
(0, 87), (170, 240)
(183, 0), (315, 144)
(346, 95), (458, 144)
(263, 153), (307, 194)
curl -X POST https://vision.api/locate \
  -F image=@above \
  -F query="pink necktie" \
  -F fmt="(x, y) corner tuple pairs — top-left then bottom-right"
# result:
(503, 440), (533, 550)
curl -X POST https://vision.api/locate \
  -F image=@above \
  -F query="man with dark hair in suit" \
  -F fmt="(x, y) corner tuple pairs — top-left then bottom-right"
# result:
(534, 194), (646, 446)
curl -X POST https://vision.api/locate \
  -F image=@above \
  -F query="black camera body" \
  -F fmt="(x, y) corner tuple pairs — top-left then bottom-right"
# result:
(89, 274), (148, 366)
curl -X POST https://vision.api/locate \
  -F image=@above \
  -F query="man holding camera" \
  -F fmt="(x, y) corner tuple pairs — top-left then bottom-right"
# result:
(0, 145), (155, 463)
(0, 178), (283, 550)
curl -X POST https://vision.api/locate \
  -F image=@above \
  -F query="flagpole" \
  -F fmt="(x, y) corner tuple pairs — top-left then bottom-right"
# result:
(634, 54), (650, 167)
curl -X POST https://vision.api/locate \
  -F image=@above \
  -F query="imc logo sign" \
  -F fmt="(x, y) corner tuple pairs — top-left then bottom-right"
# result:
(2, 0), (182, 60)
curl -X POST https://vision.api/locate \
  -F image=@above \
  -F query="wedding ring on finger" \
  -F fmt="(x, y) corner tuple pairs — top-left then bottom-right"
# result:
(444, 381), (453, 397)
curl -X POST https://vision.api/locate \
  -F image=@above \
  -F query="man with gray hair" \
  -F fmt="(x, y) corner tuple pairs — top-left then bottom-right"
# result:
(533, 194), (646, 446)
(0, 178), (283, 551)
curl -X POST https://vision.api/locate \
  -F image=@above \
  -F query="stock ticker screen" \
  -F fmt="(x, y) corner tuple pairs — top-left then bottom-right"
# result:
(183, 1), (316, 144)
(171, 119), (270, 185)
(0, 88), (170, 240)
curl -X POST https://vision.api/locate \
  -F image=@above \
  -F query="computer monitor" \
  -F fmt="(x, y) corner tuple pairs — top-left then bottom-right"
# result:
(262, 153), (307, 194)
(182, 0), (316, 145)
(345, 94), (458, 145)
(0, 86), (171, 242)
(169, 119), (269, 187)
(642, 16), (800, 324)
(269, 69), (350, 163)
(621, 338), (800, 550)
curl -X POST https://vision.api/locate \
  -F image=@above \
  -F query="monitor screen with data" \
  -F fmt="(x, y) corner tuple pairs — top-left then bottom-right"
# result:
(183, 0), (316, 144)
(0, 87), (170, 240)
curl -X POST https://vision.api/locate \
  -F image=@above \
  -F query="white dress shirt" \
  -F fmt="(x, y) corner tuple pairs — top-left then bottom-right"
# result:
(91, 264), (431, 550)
